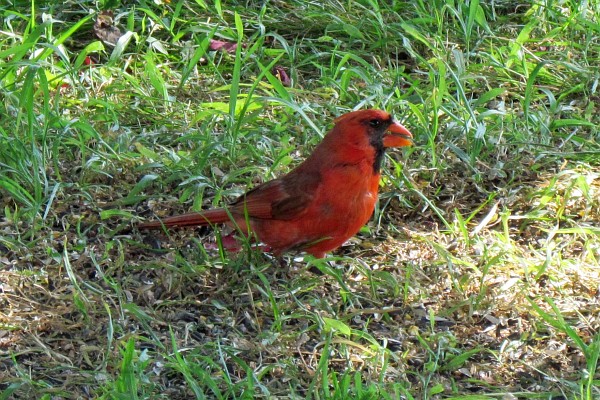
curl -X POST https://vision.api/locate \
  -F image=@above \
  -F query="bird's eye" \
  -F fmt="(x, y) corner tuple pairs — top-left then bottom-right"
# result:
(369, 119), (381, 128)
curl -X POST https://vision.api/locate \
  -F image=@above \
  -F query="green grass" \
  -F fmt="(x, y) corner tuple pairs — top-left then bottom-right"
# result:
(1, 0), (599, 398)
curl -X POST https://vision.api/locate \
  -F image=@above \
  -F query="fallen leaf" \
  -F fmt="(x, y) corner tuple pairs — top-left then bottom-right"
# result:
(209, 39), (239, 53)
(272, 66), (291, 86)
(93, 10), (123, 47)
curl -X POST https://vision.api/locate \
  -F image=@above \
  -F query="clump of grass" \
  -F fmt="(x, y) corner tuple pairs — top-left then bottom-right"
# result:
(1, 1), (599, 399)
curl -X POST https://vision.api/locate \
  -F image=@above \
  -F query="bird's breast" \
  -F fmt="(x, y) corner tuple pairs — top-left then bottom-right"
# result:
(314, 162), (379, 224)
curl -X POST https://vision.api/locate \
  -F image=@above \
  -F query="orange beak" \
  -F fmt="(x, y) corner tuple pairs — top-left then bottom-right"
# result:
(383, 121), (413, 148)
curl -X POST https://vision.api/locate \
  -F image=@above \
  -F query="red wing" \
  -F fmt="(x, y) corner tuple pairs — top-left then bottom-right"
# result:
(230, 171), (320, 221)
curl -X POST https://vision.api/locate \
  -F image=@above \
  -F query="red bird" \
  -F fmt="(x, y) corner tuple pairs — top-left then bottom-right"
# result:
(139, 109), (413, 258)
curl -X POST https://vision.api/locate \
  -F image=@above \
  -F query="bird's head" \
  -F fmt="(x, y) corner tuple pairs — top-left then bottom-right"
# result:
(334, 109), (413, 148)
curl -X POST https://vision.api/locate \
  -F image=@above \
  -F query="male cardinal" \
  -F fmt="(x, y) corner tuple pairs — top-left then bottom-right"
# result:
(139, 109), (413, 258)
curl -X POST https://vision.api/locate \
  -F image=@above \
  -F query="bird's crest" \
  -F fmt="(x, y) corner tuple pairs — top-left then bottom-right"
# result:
(333, 109), (391, 125)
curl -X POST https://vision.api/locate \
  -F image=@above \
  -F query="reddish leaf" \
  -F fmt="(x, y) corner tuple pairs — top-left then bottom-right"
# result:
(209, 39), (239, 53)
(272, 66), (291, 87)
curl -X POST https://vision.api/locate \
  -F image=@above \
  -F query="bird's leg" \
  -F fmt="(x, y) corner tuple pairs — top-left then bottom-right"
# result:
(204, 232), (243, 253)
